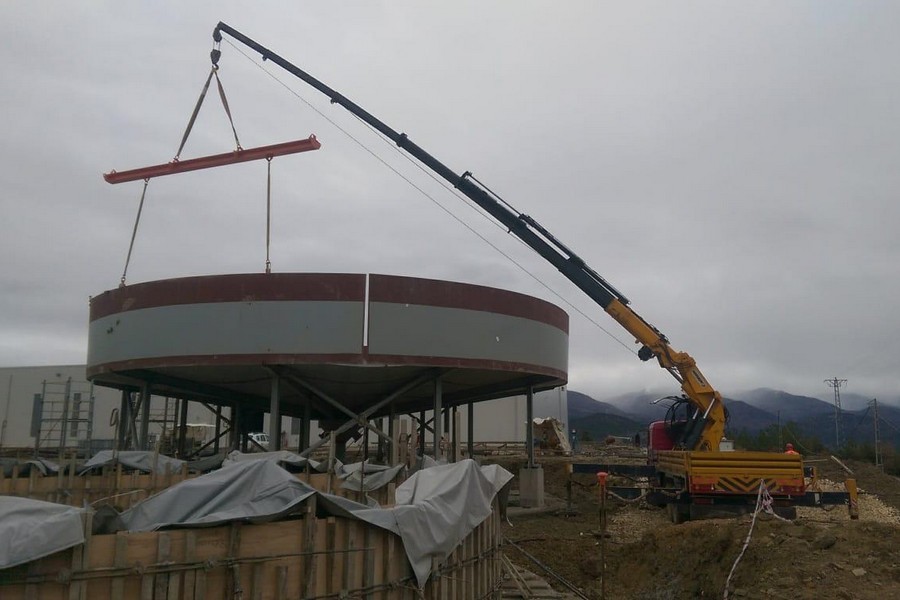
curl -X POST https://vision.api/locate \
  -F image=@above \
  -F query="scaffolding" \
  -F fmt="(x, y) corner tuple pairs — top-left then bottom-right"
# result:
(31, 377), (95, 457)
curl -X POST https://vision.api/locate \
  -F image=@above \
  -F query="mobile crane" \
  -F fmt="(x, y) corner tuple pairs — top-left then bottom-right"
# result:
(212, 23), (855, 520)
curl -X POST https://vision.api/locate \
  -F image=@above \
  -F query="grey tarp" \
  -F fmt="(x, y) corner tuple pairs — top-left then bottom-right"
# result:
(120, 459), (316, 531)
(222, 453), (403, 493)
(186, 452), (228, 473)
(80, 450), (185, 474)
(337, 461), (405, 493)
(0, 497), (85, 569)
(222, 449), (327, 472)
(0, 457), (58, 477)
(374, 459), (514, 587)
(117, 458), (511, 588)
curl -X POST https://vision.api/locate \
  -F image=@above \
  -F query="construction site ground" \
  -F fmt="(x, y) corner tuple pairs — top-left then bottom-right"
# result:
(491, 445), (900, 600)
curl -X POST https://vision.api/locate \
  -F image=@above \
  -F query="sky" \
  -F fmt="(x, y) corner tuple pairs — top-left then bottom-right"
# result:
(1, 2), (898, 404)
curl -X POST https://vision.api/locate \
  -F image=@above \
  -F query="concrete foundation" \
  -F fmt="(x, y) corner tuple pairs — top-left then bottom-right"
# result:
(519, 465), (545, 508)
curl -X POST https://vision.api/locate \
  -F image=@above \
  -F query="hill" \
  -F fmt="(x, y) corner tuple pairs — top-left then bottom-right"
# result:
(568, 387), (900, 449)
(567, 390), (629, 419)
(722, 398), (777, 433)
(600, 390), (674, 423)
(731, 388), (833, 422)
(569, 411), (646, 441)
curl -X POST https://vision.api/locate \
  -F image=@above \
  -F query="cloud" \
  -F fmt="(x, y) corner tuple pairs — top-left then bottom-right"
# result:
(1, 2), (898, 404)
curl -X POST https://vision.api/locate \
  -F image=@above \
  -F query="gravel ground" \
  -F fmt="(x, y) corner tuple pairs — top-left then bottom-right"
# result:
(494, 452), (900, 600)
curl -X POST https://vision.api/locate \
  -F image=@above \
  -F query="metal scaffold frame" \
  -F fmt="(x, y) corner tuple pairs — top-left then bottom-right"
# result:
(32, 377), (96, 457)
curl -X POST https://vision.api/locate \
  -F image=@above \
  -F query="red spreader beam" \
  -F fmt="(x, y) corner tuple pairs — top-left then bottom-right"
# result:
(103, 135), (321, 184)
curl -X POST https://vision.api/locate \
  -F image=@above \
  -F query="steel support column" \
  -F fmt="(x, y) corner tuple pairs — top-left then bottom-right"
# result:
(269, 372), (281, 451)
(140, 383), (152, 450)
(388, 402), (396, 465)
(526, 386), (535, 468)
(276, 368), (391, 444)
(214, 404), (222, 454)
(301, 399), (311, 452)
(418, 411), (426, 456)
(376, 417), (385, 462)
(452, 406), (458, 463)
(178, 397), (189, 457)
(467, 401), (474, 460)
(433, 378), (443, 460)
(58, 378), (72, 452)
(296, 370), (439, 459)
(116, 390), (129, 451)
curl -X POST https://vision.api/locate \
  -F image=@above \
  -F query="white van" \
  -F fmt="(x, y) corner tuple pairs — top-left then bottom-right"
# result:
(248, 432), (269, 451)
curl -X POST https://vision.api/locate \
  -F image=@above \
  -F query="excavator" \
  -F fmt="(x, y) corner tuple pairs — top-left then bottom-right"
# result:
(211, 23), (856, 521)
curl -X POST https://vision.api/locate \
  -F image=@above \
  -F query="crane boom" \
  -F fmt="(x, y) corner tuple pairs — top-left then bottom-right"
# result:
(214, 22), (726, 451)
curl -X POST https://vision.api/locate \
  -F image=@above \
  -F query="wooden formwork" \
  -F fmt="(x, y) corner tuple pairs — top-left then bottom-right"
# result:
(0, 497), (503, 600)
(0, 465), (396, 510)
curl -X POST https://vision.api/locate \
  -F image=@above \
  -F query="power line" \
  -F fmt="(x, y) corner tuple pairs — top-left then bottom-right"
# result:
(870, 398), (883, 472)
(223, 38), (638, 357)
(824, 377), (847, 449)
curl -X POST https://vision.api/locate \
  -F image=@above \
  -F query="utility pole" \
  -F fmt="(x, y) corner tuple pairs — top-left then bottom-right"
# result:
(870, 398), (883, 472)
(825, 378), (847, 450)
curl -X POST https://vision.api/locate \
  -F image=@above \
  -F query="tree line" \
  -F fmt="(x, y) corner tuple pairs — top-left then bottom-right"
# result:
(731, 422), (900, 476)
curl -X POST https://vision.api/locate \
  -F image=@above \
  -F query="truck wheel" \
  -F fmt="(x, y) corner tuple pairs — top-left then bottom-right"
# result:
(772, 506), (797, 520)
(667, 503), (688, 524)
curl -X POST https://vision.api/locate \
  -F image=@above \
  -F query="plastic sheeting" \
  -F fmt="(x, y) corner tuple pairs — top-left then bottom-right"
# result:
(120, 459), (316, 531)
(0, 457), (58, 477)
(222, 449), (327, 472)
(372, 460), (514, 587)
(80, 450), (185, 474)
(337, 461), (405, 493)
(222, 452), (404, 493)
(116, 458), (511, 588)
(0, 497), (85, 569)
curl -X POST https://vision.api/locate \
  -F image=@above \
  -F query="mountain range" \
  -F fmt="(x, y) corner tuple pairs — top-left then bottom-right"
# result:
(568, 388), (900, 449)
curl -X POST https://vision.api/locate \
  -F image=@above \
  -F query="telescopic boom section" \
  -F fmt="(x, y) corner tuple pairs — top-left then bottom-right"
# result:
(213, 22), (727, 451)
(605, 300), (726, 450)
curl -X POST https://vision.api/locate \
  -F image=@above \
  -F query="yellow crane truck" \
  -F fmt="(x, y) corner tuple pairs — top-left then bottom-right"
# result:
(212, 22), (857, 522)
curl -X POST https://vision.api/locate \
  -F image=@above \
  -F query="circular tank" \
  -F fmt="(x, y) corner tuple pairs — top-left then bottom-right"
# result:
(87, 273), (568, 420)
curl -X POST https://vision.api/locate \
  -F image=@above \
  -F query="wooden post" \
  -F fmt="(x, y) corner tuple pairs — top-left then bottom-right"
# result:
(847, 478), (860, 519)
(183, 531), (197, 600)
(154, 532), (172, 600)
(302, 496), (318, 597)
(275, 565), (288, 600)
(67, 511), (92, 600)
(228, 524), (243, 600)
(326, 433), (336, 494)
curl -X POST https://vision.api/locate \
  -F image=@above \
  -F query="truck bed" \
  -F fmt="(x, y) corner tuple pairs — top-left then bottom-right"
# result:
(656, 450), (805, 496)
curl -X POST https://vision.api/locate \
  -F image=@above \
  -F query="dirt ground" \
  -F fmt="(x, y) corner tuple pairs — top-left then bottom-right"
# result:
(491, 448), (900, 600)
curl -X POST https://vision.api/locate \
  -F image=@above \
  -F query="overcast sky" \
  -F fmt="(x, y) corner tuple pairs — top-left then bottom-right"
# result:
(1, 2), (898, 404)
